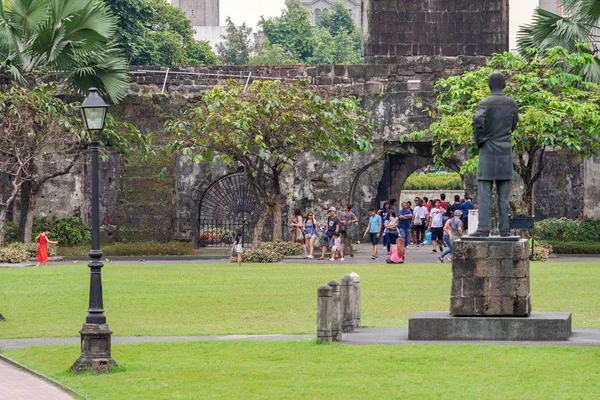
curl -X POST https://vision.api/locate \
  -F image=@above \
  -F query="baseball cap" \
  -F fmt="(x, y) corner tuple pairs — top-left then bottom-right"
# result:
(328, 207), (336, 212)
(454, 210), (463, 216)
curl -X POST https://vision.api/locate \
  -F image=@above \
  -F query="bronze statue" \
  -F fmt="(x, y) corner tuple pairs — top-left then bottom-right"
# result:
(469, 72), (519, 237)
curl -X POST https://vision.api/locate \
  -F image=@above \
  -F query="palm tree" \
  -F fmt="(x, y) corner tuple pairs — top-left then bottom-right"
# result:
(518, 0), (600, 83)
(0, 0), (129, 103)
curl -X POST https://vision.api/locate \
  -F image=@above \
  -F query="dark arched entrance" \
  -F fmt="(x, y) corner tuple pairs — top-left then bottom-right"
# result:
(197, 173), (287, 247)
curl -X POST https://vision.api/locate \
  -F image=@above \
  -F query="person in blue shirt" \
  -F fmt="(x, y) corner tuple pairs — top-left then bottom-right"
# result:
(363, 208), (382, 260)
(398, 202), (413, 247)
(460, 195), (474, 234)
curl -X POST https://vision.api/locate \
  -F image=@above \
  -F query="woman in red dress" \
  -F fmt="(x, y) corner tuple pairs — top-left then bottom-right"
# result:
(36, 226), (57, 266)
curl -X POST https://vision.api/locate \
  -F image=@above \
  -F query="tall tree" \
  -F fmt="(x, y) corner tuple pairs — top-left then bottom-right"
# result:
(0, 0), (129, 103)
(318, 1), (355, 36)
(403, 49), (600, 215)
(250, 39), (299, 65)
(216, 17), (252, 65)
(310, 28), (363, 64)
(0, 83), (151, 245)
(518, 0), (600, 83)
(165, 80), (374, 247)
(259, 1), (315, 62)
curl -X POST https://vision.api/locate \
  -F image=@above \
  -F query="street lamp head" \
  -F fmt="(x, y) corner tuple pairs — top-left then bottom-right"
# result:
(81, 88), (108, 132)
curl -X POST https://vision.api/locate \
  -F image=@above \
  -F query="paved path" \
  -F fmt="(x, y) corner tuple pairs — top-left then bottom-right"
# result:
(0, 357), (74, 399)
(3, 328), (600, 350)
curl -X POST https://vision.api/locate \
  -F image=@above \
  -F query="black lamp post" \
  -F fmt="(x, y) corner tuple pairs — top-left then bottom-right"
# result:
(72, 88), (117, 373)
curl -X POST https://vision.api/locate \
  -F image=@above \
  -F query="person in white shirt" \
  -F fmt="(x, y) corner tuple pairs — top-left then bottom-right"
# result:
(412, 198), (428, 246)
(427, 199), (445, 253)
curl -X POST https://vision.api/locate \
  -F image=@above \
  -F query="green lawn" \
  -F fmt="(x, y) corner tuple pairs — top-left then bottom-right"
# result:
(1, 262), (599, 339)
(3, 341), (600, 399)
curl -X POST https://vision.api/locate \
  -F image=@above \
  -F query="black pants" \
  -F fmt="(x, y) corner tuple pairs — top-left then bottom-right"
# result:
(414, 222), (426, 243)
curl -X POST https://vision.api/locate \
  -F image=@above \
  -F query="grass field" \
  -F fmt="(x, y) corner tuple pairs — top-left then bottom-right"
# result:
(2, 262), (600, 399)
(3, 341), (600, 399)
(1, 262), (600, 339)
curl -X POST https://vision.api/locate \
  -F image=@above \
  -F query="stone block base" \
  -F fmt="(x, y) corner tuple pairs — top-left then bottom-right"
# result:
(71, 323), (118, 373)
(408, 312), (572, 341)
(451, 238), (531, 316)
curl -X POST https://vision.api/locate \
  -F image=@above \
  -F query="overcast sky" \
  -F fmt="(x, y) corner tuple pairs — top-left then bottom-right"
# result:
(220, 0), (287, 29)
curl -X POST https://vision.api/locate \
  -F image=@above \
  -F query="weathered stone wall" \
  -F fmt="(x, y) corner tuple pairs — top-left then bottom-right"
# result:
(583, 156), (600, 220)
(21, 63), (594, 243)
(364, 0), (509, 63)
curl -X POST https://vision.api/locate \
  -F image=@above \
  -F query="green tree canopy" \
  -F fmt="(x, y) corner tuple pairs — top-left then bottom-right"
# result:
(310, 28), (362, 64)
(105, 0), (217, 66)
(403, 49), (600, 215)
(165, 79), (374, 246)
(318, 2), (355, 36)
(0, 0), (129, 103)
(250, 39), (299, 65)
(259, 1), (315, 62)
(216, 17), (253, 65)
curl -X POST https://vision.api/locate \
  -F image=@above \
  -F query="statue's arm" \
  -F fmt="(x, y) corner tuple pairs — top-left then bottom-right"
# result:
(473, 103), (487, 147)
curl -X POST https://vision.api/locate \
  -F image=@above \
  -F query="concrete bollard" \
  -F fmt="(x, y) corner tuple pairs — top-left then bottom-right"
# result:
(350, 272), (361, 328)
(317, 284), (333, 343)
(328, 279), (342, 342)
(341, 274), (355, 333)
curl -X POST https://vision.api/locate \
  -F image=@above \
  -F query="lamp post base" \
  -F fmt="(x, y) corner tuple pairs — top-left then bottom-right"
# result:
(71, 323), (118, 374)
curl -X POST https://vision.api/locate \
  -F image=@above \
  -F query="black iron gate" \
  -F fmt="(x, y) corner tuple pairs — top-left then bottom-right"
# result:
(197, 173), (287, 247)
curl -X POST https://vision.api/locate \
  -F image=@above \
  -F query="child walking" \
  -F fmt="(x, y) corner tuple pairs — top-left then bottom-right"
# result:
(329, 232), (342, 261)
(36, 226), (57, 266)
(231, 229), (243, 267)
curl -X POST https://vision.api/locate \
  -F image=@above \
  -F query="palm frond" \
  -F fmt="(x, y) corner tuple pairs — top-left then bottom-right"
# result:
(518, 8), (590, 54)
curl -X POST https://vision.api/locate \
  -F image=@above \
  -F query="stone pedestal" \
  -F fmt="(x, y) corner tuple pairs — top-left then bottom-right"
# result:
(451, 238), (531, 316)
(71, 324), (118, 373)
(408, 312), (572, 341)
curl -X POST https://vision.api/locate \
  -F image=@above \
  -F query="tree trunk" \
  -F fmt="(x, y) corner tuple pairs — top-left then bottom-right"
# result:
(22, 193), (37, 244)
(17, 180), (32, 242)
(521, 180), (533, 217)
(252, 208), (270, 249)
(272, 192), (282, 241)
(0, 207), (7, 248)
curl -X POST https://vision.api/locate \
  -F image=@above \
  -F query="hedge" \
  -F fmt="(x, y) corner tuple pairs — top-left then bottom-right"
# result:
(535, 218), (600, 242)
(547, 241), (600, 255)
(403, 173), (463, 190)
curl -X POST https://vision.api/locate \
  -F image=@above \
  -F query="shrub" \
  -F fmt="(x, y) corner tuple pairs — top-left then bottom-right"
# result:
(532, 240), (552, 262)
(535, 218), (600, 242)
(0, 247), (30, 263)
(258, 241), (303, 256)
(199, 227), (235, 245)
(547, 241), (600, 255)
(57, 241), (196, 257)
(5, 242), (58, 258)
(229, 241), (302, 263)
(4, 221), (16, 243)
(33, 216), (91, 246)
(403, 172), (463, 190)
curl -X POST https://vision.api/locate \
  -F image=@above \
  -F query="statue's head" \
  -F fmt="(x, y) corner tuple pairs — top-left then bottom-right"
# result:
(488, 72), (506, 92)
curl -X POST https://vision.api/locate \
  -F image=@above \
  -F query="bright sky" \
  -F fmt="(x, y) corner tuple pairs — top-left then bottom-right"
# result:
(220, 0), (287, 29)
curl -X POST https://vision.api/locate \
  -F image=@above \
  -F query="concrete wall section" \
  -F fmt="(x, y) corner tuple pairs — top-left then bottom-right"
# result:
(583, 156), (600, 220)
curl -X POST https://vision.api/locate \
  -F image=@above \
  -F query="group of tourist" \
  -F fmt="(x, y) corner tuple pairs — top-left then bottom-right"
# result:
(290, 194), (474, 264)
(409, 194), (473, 262)
(291, 204), (358, 261)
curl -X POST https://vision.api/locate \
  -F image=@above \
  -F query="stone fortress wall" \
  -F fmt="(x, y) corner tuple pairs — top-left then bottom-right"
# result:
(13, 0), (598, 242)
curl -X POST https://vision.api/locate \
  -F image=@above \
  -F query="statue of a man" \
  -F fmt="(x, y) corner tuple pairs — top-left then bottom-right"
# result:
(469, 72), (519, 237)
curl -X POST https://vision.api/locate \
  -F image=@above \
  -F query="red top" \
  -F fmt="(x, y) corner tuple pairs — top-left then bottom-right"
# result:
(424, 203), (431, 211)
(39, 235), (48, 245)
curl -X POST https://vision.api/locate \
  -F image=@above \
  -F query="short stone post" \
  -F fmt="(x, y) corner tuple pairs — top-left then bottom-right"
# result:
(350, 272), (361, 328)
(328, 279), (342, 342)
(317, 284), (333, 344)
(341, 274), (355, 333)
